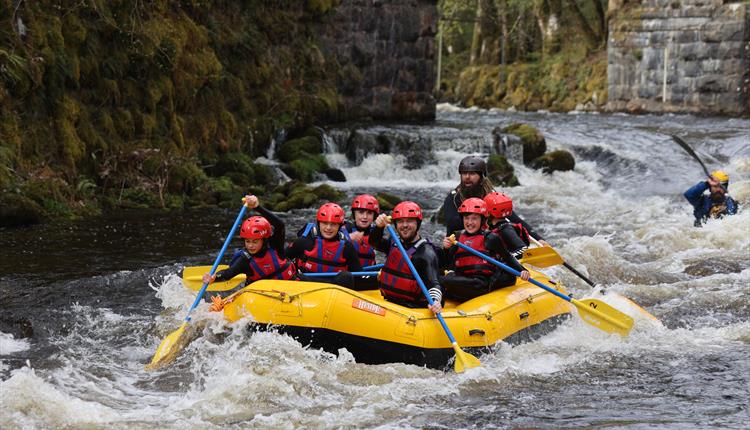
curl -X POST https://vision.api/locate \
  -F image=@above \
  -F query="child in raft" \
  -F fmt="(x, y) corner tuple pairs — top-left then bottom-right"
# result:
(285, 202), (363, 288)
(440, 197), (530, 302)
(202, 195), (298, 288)
(341, 194), (380, 289)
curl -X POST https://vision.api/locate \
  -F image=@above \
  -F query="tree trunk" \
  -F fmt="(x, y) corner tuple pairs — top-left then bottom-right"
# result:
(498, 0), (509, 66)
(565, 0), (600, 48)
(534, 0), (562, 58)
(470, 0), (485, 65)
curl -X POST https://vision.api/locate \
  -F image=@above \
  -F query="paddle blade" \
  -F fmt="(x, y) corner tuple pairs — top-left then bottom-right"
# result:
(452, 342), (481, 373)
(182, 265), (245, 292)
(572, 298), (634, 337)
(146, 322), (188, 370)
(519, 246), (564, 268)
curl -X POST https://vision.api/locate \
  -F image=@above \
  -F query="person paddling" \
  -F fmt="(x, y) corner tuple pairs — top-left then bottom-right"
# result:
(202, 195), (297, 288)
(440, 197), (529, 302)
(369, 201), (444, 314)
(443, 156), (545, 244)
(684, 170), (739, 227)
(483, 191), (549, 256)
(286, 202), (362, 287)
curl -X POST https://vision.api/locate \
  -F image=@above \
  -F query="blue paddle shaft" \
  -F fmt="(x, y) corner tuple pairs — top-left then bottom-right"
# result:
(302, 222), (313, 237)
(304, 271), (379, 278)
(186, 204), (249, 321)
(363, 263), (384, 271)
(386, 225), (458, 344)
(453, 241), (572, 303)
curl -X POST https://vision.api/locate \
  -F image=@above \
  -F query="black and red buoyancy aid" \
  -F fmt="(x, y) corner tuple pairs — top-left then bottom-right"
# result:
(379, 239), (426, 303)
(298, 237), (348, 273)
(246, 249), (298, 281)
(493, 221), (530, 254)
(454, 231), (495, 277)
(343, 227), (376, 267)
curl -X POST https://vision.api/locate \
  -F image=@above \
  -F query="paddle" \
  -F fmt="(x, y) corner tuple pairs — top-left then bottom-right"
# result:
(304, 271), (380, 278)
(518, 246), (563, 268)
(525, 238), (660, 323)
(451, 239), (634, 336)
(181, 223), (317, 293)
(386, 224), (481, 373)
(147, 201), (250, 370)
(671, 134), (727, 193)
(363, 263), (384, 270)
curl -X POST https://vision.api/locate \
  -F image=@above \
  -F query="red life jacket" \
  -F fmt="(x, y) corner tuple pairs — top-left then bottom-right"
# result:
(298, 237), (348, 273)
(343, 227), (376, 267)
(379, 238), (426, 304)
(454, 231), (496, 277)
(246, 249), (298, 281)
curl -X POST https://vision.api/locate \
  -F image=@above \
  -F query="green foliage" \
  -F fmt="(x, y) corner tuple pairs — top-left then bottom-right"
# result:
(1, 1), (344, 220)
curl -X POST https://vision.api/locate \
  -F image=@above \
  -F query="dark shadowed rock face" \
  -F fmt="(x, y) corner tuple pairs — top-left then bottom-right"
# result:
(318, 0), (438, 121)
(608, 0), (749, 115)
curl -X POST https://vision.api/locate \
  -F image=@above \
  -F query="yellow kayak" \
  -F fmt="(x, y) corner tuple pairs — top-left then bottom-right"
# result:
(219, 270), (572, 368)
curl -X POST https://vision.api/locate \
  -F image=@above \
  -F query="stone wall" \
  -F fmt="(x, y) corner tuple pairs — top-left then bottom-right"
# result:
(607, 0), (749, 115)
(319, 0), (438, 121)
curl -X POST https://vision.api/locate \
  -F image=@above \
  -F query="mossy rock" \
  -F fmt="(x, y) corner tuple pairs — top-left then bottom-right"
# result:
(277, 136), (323, 163)
(283, 154), (329, 183)
(531, 150), (575, 174)
(312, 184), (344, 202)
(501, 123), (546, 165)
(118, 188), (162, 209)
(188, 176), (243, 208)
(169, 162), (207, 194)
(487, 154), (520, 187)
(0, 193), (46, 227)
(376, 192), (402, 211)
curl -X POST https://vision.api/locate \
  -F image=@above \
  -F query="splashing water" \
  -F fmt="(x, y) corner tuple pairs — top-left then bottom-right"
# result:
(1, 107), (749, 429)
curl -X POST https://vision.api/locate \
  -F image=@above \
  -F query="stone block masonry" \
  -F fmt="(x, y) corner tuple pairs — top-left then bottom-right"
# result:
(318, 0), (438, 121)
(607, 0), (749, 115)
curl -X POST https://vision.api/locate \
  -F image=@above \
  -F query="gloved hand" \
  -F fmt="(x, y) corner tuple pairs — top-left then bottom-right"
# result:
(293, 236), (315, 251)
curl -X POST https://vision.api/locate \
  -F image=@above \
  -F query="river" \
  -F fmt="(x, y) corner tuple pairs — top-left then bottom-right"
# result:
(1, 106), (748, 429)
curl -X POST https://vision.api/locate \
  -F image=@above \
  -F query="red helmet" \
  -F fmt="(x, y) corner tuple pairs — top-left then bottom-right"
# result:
(458, 197), (487, 216)
(317, 202), (345, 224)
(240, 216), (272, 239)
(351, 194), (380, 214)
(484, 192), (513, 218)
(392, 201), (423, 221)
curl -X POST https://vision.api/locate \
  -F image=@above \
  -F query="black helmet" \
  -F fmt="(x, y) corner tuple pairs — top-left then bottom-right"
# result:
(458, 156), (486, 176)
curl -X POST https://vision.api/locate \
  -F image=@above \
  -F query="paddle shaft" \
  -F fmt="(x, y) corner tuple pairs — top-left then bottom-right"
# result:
(671, 135), (728, 193)
(563, 262), (596, 288)
(453, 241), (572, 302)
(363, 264), (384, 271)
(186, 205), (249, 322)
(385, 225), (458, 344)
(304, 271), (379, 277)
(453, 241), (631, 331)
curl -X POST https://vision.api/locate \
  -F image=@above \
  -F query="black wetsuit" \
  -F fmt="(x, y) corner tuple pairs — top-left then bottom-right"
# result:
(369, 226), (444, 307)
(443, 188), (544, 240)
(439, 230), (526, 302)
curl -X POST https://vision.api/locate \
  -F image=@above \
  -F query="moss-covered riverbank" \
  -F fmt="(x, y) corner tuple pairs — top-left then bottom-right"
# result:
(1, 1), (345, 226)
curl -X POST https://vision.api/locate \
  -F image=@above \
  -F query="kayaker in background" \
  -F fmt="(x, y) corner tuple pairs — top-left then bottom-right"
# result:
(202, 195), (297, 288)
(286, 202), (363, 288)
(440, 197), (529, 302)
(684, 170), (739, 227)
(369, 201), (444, 314)
(342, 194), (380, 290)
(443, 155), (547, 245)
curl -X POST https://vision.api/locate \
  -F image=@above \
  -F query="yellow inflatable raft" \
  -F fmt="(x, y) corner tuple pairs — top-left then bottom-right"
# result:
(218, 269), (573, 368)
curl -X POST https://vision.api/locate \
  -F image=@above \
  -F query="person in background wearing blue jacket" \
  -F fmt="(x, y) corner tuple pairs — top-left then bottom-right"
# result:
(684, 170), (738, 227)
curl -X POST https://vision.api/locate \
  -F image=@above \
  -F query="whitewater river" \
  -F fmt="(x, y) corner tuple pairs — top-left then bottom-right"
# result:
(1, 106), (748, 429)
